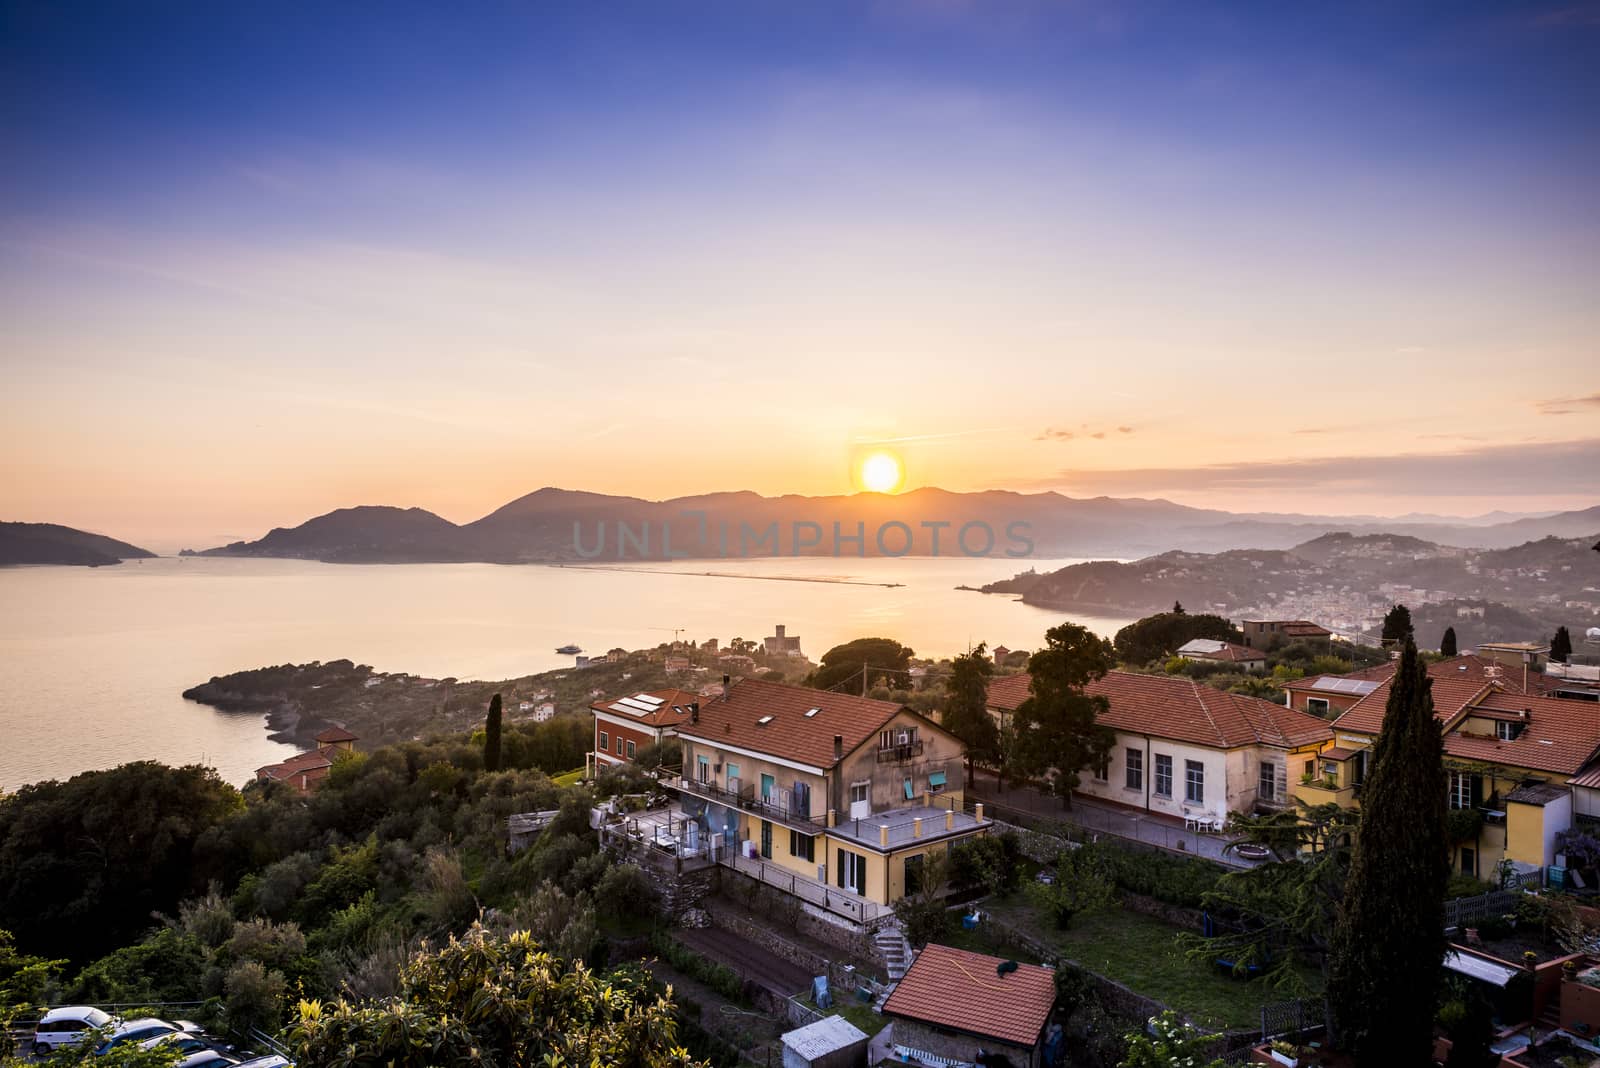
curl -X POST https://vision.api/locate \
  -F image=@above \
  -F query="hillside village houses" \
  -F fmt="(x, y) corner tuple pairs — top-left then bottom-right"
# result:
(674, 676), (990, 910)
(256, 726), (358, 793)
(985, 672), (1334, 828)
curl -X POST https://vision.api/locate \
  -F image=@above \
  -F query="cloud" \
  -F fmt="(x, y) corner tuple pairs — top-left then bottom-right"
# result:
(1042, 438), (1600, 498)
(857, 427), (1006, 445)
(1036, 424), (1134, 442)
(1537, 393), (1600, 416)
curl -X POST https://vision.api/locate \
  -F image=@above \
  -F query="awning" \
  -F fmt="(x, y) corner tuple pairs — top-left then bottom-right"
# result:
(904, 779), (915, 800)
(1444, 950), (1520, 988)
(928, 771), (947, 787)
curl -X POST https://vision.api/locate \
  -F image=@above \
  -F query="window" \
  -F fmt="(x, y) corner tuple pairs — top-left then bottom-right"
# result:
(1092, 757), (1109, 783)
(792, 780), (812, 818)
(725, 762), (740, 786)
(850, 782), (869, 804)
(837, 848), (867, 896)
(1184, 760), (1204, 804)
(599, 731), (609, 751)
(1307, 697), (1330, 716)
(1461, 846), (1477, 876)
(696, 755), (710, 782)
(626, 740), (636, 758)
(1320, 761), (1339, 785)
(905, 853), (925, 896)
(903, 777), (915, 800)
(789, 830), (815, 862)
(1450, 771), (1481, 810)
(1304, 758), (1316, 779)
(1259, 760), (1277, 801)
(881, 726), (917, 749)
(1154, 754), (1173, 797)
(928, 770), (947, 793)
(1496, 720), (1523, 741)
(1353, 750), (1369, 786)
(761, 820), (772, 859)
(1125, 748), (1143, 791)
(761, 773), (774, 801)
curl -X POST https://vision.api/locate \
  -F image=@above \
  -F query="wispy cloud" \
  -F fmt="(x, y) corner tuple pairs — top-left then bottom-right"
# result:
(1038, 439), (1600, 497)
(855, 427), (1007, 445)
(1537, 393), (1600, 416)
(1036, 424), (1135, 442)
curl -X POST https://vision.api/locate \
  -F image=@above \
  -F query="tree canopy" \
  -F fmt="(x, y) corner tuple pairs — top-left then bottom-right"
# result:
(290, 924), (704, 1067)
(0, 761), (242, 961)
(1011, 623), (1116, 802)
(1440, 626), (1457, 657)
(483, 693), (503, 773)
(1327, 638), (1448, 1063)
(808, 637), (914, 692)
(1552, 626), (1573, 664)
(1380, 603), (1413, 644)
(1112, 612), (1240, 666)
(941, 644), (998, 782)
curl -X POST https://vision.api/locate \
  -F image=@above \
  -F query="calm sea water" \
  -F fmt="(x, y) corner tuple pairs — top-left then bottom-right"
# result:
(0, 556), (1131, 788)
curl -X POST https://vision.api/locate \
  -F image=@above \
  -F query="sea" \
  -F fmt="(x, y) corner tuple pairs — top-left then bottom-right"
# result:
(0, 555), (1133, 789)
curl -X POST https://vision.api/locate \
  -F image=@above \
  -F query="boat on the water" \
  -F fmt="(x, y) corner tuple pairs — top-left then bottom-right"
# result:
(555, 643), (582, 655)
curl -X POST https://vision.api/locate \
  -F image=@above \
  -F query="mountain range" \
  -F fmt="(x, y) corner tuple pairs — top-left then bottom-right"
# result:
(0, 523), (156, 567)
(186, 488), (1600, 564)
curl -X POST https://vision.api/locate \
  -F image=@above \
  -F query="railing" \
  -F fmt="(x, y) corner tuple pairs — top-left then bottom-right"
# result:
(722, 851), (889, 924)
(677, 776), (827, 831)
(1444, 887), (1526, 929)
(1260, 997), (1326, 1041)
(876, 740), (924, 763)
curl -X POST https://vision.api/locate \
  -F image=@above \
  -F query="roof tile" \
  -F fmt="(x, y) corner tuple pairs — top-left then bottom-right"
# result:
(880, 943), (1056, 1047)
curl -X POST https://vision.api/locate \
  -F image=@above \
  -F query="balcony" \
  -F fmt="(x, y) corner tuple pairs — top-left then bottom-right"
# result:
(1294, 777), (1356, 808)
(876, 740), (924, 763)
(676, 776), (827, 832)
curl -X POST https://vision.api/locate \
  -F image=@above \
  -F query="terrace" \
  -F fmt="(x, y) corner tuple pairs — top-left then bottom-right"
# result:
(827, 802), (990, 853)
(675, 775), (829, 834)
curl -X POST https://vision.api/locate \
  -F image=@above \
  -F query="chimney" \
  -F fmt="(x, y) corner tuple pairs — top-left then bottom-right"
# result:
(722, 674), (731, 700)
(834, 734), (843, 762)
(689, 702), (699, 724)
(776, 624), (786, 638)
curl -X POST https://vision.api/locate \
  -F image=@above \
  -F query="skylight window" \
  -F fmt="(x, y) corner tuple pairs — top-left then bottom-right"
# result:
(757, 715), (774, 726)
(805, 707), (820, 717)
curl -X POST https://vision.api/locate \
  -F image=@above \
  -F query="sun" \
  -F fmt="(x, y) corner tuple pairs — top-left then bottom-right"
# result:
(859, 450), (905, 494)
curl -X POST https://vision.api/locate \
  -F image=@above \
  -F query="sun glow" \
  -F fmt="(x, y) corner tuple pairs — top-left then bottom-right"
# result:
(859, 450), (905, 494)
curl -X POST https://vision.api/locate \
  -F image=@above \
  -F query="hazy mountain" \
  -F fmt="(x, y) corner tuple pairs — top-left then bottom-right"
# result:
(0, 523), (157, 567)
(193, 488), (1600, 564)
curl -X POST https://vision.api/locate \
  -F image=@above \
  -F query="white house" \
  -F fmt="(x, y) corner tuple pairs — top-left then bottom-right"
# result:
(986, 671), (1333, 824)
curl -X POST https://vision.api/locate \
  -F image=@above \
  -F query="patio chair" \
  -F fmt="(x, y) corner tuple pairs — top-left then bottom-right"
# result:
(1182, 808), (1200, 831)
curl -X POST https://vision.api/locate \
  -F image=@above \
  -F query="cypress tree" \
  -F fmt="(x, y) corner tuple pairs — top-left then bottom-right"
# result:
(484, 693), (503, 772)
(1328, 638), (1448, 1064)
(1440, 626), (1457, 657)
(1552, 626), (1573, 664)
(1381, 603), (1413, 644)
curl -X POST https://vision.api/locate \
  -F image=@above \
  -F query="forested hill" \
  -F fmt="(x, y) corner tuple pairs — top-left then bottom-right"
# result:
(0, 522), (156, 566)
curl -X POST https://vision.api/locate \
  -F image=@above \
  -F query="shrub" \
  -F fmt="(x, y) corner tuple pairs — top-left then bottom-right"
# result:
(595, 864), (658, 922)
(223, 959), (288, 1035)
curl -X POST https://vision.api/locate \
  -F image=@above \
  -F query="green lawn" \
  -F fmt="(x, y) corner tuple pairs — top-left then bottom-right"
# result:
(551, 767), (586, 786)
(972, 898), (1320, 1031)
(799, 996), (885, 1040)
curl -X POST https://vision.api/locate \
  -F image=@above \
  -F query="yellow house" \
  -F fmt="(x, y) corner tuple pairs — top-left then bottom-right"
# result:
(674, 677), (990, 911)
(1306, 675), (1600, 879)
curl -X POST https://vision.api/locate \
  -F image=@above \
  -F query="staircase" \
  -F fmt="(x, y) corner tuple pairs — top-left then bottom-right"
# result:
(870, 917), (916, 1014)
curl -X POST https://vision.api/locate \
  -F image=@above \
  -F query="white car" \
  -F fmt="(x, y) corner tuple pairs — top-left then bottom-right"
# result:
(32, 1006), (118, 1053)
(234, 1057), (293, 1067)
(178, 1053), (241, 1068)
(95, 1017), (202, 1055)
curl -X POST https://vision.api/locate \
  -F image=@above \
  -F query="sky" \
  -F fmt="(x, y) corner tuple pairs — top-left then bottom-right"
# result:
(1, 0), (1597, 550)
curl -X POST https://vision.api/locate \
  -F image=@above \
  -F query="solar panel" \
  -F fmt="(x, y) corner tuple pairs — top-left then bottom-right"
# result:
(1311, 678), (1379, 695)
(631, 693), (665, 706)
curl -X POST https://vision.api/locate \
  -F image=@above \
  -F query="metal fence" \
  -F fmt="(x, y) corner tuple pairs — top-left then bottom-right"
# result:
(1444, 888), (1524, 929)
(1260, 997), (1327, 1041)
(722, 851), (889, 924)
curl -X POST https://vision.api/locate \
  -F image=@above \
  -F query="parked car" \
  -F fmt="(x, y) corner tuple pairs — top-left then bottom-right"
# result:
(94, 1018), (202, 1055)
(234, 1056), (293, 1067)
(178, 1053), (241, 1068)
(33, 1007), (118, 1053)
(143, 1031), (218, 1056)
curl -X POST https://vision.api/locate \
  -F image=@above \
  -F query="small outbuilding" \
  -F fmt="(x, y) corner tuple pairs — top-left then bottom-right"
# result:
(780, 1014), (869, 1068)
(881, 943), (1059, 1067)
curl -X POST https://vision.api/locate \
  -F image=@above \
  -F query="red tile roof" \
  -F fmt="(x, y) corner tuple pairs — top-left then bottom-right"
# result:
(674, 678), (912, 770)
(589, 688), (703, 728)
(881, 943), (1056, 1048)
(1287, 654), (1558, 697)
(1332, 677), (1600, 776)
(987, 671), (1332, 750)
(257, 748), (335, 781)
(314, 725), (358, 744)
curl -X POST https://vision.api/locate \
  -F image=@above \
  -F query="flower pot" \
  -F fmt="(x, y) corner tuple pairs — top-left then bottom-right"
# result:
(1269, 1051), (1298, 1067)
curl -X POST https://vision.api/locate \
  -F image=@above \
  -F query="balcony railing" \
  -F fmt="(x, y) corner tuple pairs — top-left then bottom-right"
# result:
(677, 776), (828, 831)
(876, 740), (924, 763)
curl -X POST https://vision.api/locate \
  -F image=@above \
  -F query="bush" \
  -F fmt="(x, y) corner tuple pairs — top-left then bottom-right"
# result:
(595, 864), (658, 922)
(223, 959), (287, 1035)
(649, 931), (744, 1002)
(1088, 843), (1224, 908)
(950, 834), (1022, 896)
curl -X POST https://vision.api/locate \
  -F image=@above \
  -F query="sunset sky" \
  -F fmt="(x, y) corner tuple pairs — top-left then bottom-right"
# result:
(2, 1), (1596, 550)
